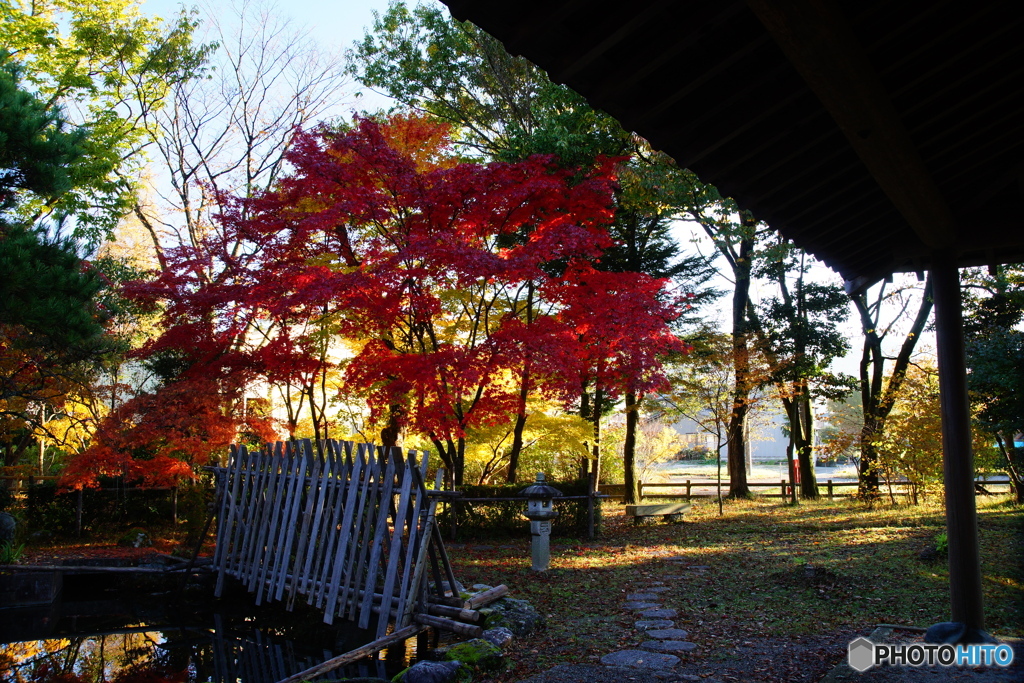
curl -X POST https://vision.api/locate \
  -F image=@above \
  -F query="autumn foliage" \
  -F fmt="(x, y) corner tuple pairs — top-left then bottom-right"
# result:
(64, 115), (686, 487)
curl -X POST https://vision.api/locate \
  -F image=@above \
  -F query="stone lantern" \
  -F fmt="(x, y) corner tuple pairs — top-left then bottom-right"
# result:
(519, 473), (562, 571)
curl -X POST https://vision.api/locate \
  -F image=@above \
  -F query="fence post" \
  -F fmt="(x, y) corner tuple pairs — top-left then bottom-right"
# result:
(587, 470), (596, 540)
(780, 480), (786, 498)
(827, 480), (834, 500)
(686, 480), (691, 500)
(172, 486), (178, 524)
(638, 480), (644, 500)
(76, 489), (84, 536)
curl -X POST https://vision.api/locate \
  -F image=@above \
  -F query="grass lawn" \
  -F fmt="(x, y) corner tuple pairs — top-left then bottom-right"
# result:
(445, 495), (1022, 682)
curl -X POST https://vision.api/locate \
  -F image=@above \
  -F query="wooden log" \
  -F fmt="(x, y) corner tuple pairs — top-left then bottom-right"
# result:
(412, 613), (483, 638)
(426, 603), (481, 623)
(275, 624), (425, 683)
(464, 584), (508, 609)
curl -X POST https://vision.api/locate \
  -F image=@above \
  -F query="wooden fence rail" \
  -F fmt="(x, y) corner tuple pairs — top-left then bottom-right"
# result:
(212, 439), (459, 638)
(638, 478), (1012, 500)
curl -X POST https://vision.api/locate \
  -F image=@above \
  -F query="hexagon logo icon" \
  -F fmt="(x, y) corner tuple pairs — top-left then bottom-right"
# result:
(848, 637), (875, 672)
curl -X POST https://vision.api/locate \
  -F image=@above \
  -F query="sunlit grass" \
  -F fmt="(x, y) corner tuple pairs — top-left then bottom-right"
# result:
(446, 494), (1022, 679)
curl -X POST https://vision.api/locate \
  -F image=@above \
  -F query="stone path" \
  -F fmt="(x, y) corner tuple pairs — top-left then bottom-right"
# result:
(592, 578), (699, 680)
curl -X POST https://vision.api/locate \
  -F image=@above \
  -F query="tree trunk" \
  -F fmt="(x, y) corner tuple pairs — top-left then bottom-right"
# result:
(797, 385), (818, 498)
(380, 403), (404, 449)
(506, 411), (527, 484)
(579, 383), (592, 482)
(506, 282), (534, 484)
(853, 277), (933, 498)
(430, 436), (457, 489)
(623, 391), (640, 504)
(728, 232), (754, 498)
(591, 386), (603, 488)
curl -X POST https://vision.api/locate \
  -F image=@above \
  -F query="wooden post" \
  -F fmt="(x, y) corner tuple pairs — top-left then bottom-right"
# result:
(780, 480), (786, 498)
(827, 480), (833, 500)
(686, 479), (691, 500)
(586, 470), (596, 539)
(931, 250), (985, 636)
(76, 489), (83, 536)
(172, 486), (178, 524)
(638, 480), (644, 500)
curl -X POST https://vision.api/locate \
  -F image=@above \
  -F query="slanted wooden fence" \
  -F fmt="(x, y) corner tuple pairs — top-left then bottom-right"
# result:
(212, 439), (463, 640)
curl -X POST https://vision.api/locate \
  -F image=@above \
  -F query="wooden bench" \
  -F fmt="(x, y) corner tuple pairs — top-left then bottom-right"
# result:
(625, 502), (691, 523)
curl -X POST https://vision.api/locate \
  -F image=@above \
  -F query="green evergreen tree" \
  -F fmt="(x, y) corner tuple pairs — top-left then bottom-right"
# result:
(0, 51), (108, 467)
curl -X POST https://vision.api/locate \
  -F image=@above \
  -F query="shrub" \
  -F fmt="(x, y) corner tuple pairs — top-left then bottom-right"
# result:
(436, 480), (601, 540)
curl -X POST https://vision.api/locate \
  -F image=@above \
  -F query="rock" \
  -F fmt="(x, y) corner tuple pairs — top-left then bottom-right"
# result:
(471, 584), (493, 591)
(645, 629), (689, 640)
(685, 566), (710, 571)
(624, 601), (660, 611)
(641, 640), (697, 654)
(27, 529), (53, 543)
(480, 597), (545, 635)
(635, 620), (675, 631)
(918, 546), (939, 562)
(481, 627), (514, 649)
(600, 650), (680, 669)
(644, 586), (671, 593)
(396, 660), (462, 683)
(442, 638), (503, 671)
(0, 513), (16, 543)
(627, 593), (661, 601)
(638, 608), (678, 619)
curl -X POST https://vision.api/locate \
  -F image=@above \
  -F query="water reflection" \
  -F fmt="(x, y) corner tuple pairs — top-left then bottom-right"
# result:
(1, 578), (413, 682)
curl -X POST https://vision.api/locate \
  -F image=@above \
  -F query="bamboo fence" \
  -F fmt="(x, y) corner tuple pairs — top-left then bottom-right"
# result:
(211, 439), (464, 638)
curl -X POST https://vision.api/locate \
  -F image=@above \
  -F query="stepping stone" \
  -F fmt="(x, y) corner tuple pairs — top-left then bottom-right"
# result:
(639, 608), (678, 619)
(624, 601), (660, 610)
(635, 620), (674, 631)
(647, 581), (665, 586)
(643, 586), (671, 593)
(645, 628), (689, 640)
(627, 592), (661, 601)
(600, 650), (680, 669)
(641, 640), (697, 654)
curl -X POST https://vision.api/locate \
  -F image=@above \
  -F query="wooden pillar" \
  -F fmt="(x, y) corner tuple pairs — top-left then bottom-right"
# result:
(931, 250), (985, 633)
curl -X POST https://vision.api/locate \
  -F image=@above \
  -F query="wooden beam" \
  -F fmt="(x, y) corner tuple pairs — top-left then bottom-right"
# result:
(275, 624), (425, 683)
(745, 0), (957, 249)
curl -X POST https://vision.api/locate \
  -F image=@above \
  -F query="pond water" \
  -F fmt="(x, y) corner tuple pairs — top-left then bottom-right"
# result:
(0, 570), (420, 683)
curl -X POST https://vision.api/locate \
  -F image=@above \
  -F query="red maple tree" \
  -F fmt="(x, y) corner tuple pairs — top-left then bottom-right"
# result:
(65, 115), (686, 487)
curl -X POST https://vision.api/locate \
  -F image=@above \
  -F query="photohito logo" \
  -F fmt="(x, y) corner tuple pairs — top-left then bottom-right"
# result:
(848, 637), (1014, 671)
